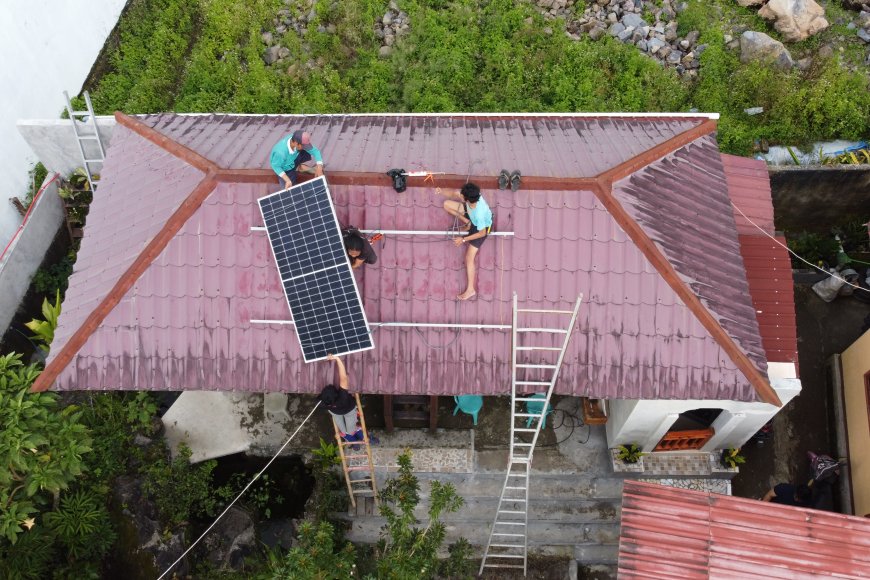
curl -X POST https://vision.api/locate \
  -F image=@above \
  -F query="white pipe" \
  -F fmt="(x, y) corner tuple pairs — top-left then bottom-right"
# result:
(250, 319), (511, 330)
(250, 226), (514, 236)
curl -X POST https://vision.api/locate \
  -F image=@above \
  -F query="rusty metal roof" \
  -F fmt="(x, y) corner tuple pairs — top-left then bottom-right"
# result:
(619, 480), (870, 579)
(722, 154), (798, 366)
(36, 113), (784, 402)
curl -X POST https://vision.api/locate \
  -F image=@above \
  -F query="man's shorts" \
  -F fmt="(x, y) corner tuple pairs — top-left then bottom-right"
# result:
(464, 209), (491, 249)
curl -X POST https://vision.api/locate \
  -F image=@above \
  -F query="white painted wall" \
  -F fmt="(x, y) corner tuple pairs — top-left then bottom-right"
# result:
(0, 0), (126, 249)
(606, 364), (802, 452)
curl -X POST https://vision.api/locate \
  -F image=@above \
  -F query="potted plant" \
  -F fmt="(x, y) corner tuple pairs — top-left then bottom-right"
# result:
(721, 447), (745, 469)
(616, 443), (645, 464)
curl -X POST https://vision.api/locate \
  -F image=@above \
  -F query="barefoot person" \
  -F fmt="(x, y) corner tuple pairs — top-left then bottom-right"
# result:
(438, 182), (492, 300)
(269, 130), (324, 188)
(317, 354), (363, 443)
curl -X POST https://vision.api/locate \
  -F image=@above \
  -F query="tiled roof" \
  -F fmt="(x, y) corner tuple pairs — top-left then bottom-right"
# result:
(618, 480), (870, 579)
(37, 113), (783, 403)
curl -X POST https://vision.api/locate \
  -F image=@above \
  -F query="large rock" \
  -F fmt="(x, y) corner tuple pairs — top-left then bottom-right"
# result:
(740, 30), (794, 69)
(841, 0), (870, 9)
(758, 0), (829, 42)
(200, 507), (257, 570)
(263, 45), (281, 65)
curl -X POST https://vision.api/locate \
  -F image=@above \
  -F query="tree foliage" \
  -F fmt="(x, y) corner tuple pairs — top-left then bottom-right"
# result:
(262, 520), (357, 579)
(0, 353), (92, 544)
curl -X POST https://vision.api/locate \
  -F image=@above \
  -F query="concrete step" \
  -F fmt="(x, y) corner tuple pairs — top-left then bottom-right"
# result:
(375, 471), (624, 501)
(574, 543), (621, 566)
(346, 517), (621, 549)
(366, 496), (620, 524)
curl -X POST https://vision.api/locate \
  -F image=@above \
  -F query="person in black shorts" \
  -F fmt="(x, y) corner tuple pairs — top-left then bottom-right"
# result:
(438, 182), (493, 300)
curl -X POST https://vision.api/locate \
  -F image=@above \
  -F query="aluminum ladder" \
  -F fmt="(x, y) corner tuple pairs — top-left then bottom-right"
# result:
(333, 393), (379, 509)
(479, 292), (583, 576)
(63, 90), (106, 192)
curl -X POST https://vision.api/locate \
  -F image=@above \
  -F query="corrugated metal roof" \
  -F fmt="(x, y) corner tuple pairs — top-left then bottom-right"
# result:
(140, 113), (704, 178)
(619, 480), (870, 579)
(45, 114), (781, 401)
(721, 154), (798, 366)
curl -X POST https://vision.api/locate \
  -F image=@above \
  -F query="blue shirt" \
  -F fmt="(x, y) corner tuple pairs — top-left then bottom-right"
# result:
(466, 197), (493, 230)
(270, 135), (323, 176)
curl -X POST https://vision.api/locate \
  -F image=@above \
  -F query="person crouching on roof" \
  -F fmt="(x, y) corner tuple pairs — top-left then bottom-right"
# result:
(270, 129), (324, 188)
(343, 227), (378, 270)
(438, 182), (492, 301)
(317, 354), (364, 443)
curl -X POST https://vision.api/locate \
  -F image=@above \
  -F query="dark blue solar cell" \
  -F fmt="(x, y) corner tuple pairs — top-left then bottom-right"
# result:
(258, 176), (374, 362)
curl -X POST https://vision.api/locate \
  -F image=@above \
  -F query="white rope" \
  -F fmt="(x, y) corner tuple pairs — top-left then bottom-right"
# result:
(157, 400), (322, 580)
(731, 201), (861, 290)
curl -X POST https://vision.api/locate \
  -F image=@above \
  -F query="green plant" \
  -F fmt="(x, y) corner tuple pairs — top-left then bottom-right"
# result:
(24, 290), (61, 353)
(43, 489), (115, 562)
(0, 352), (92, 544)
(32, 252), (76, 299)
(261, 520), (357, 579)
(140, 442), (220, 529)
(217, 472), (284, 519)
(787, 231), (840, 268)
(721, 447), (745, 468)
(24, 162), (49, 209)
(373, 450), (470, 580)
(616, 443), (644, 464)
(312, 437), (341, 470)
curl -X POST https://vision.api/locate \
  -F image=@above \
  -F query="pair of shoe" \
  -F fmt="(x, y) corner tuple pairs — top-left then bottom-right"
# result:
(498, 169), (521, 192)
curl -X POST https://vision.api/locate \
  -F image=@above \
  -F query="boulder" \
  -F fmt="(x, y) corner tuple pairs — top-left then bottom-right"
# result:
(379, 45), (393, 57)
(200, 507), (256, 570)
(841, 0), (870, 9)
(264, 45), (281, 65)
(277, 46), (290, 59)
(685, 30), (700, 45)
(739, 30), (794, 69)
(622, 13), (647, 28)
(858, 27), (870, 42)
(647, 37), (667, 53)
(609, 22), (626, 36)
(758, 0), (829, 42)
(588, 25), (607, 40)
(261, 31), (273, 45)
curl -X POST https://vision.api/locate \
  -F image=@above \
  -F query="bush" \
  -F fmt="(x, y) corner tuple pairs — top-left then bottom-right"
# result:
(140, 442), (220, 529)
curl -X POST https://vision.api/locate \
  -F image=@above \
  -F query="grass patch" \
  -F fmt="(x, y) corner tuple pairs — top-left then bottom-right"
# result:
(81, 0), (870, 154)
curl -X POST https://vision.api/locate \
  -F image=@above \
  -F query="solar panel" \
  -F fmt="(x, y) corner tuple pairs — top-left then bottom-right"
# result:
(258, 176), (374, 362)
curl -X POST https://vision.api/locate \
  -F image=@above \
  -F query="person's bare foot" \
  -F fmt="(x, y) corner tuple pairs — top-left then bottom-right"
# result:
(457, 290), (476, 301)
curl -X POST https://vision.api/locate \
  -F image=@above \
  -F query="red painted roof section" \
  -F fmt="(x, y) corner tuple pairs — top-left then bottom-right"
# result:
(140, 113), (704, 177)
(619, 480), (870, 579)
(46, 114), (783, 401)
(722, 154), (798, 366)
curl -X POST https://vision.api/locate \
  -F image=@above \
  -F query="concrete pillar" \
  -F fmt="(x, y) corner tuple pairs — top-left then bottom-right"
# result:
(643, 413), (678, 452)
(701, 411), (745, 452)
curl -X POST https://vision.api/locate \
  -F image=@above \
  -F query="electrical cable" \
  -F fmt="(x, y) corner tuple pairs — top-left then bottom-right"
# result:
(731, 201), (863, 290)
(156, 401), (322, 580)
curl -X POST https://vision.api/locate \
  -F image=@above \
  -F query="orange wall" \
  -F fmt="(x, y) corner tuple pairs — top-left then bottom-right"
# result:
(841, 330), (870, 516)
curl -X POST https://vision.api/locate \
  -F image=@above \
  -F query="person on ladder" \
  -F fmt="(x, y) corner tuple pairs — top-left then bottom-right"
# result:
(318, 354), (364, 444)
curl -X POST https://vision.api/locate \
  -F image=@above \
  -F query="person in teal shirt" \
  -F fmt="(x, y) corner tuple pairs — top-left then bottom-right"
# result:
(270, 130), (324, 188)
(438, 182), (492, 301)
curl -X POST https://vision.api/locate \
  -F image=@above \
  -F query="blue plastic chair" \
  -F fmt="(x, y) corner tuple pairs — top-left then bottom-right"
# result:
(453, 395), (483, 425)
(525, 393), (553, 428)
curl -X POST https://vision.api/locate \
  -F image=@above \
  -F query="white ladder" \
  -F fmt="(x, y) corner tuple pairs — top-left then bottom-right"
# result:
(479, 292), (583, 576)
(333, 393), (379, 509)
(63, 90), (106, 192)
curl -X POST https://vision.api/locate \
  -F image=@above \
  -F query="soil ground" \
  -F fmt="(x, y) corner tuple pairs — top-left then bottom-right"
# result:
(731, 280), (870, 506)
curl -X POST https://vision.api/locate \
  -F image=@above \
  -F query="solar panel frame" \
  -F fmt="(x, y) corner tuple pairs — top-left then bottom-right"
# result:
(258, 176), (374, 362)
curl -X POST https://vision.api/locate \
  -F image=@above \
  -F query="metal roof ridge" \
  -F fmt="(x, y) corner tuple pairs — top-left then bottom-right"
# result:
(138, 111), (720, 119)
(590, 120), (781, 407)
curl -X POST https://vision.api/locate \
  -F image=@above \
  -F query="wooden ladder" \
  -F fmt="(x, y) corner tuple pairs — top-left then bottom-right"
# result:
(333, 393), (379, 509)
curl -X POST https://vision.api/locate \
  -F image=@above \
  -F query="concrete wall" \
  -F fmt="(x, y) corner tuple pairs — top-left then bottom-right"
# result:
(840, 330), (870, 517)
(769, 166), (870, 233)
(0, 177), (64, 335)
(0, 0), (126, 250)
(17, 118), (117, 179)
(606, 363), (802, 452)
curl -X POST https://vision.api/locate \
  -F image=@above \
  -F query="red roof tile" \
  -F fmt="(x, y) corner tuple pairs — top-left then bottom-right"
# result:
(619, 480), (870, 579)
(40, 114), (784, 401)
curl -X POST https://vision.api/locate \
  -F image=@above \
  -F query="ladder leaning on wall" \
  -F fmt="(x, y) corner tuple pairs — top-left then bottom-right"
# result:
(479, 292), (583, 577)
(63, 90), (106, 192)
(332, 393), (379, 509)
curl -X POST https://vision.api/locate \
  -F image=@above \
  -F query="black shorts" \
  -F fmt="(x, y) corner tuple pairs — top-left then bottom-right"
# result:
(464, 209), (491, 248)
